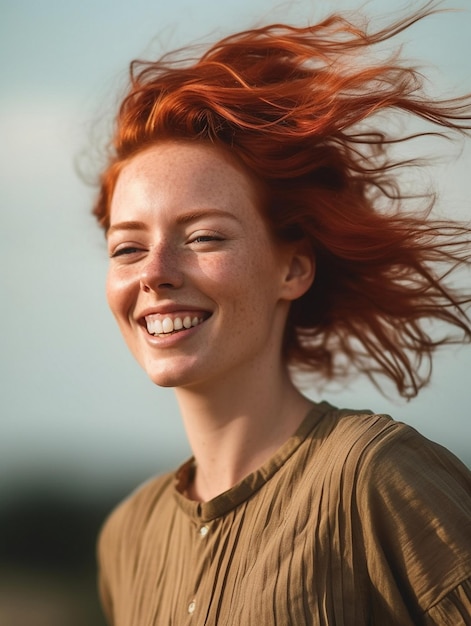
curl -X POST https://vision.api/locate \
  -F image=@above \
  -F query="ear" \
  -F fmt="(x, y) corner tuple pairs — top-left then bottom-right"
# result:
(280, 240), (315, 302)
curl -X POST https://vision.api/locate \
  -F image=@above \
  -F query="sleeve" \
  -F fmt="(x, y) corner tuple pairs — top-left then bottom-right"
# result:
(95, 483), (151, 626)
(425, 579), (471, 625)
(355, 422), (471, 625)
(95, 472), (175, 626)
(96, 507), (122, 626)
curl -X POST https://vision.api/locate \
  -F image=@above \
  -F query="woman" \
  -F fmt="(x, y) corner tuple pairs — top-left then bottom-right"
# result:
(95, 4), (471, 625)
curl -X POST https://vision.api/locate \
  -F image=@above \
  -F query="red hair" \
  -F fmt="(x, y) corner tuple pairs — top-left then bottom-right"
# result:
(93, 4), (471, 398)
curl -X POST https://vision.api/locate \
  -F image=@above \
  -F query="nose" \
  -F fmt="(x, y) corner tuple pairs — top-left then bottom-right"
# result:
(139, 243), (184, 293)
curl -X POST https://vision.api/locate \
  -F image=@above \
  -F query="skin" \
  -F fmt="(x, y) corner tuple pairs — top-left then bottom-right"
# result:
(106, 140), (315, 501)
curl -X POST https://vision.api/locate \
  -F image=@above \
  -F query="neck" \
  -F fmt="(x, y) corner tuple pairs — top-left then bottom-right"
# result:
(175, 363), (313, 502)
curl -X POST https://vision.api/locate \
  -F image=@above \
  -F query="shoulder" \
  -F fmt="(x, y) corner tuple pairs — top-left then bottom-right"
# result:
(321, 407), (471, 519)
(96, 471), (176, 622)
(333, 411), (471, 613)
(314, 407), (471, 557)
(319, 406), (470, 492)
(312, 407), (471, 615)
(98, 471), (174, 564)
(346, 412), (471, 498)
(355, 408), (471, 537)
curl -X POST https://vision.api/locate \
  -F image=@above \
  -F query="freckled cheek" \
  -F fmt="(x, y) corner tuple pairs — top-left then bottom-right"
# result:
(192, 257), (243, 291)
(205, 254), (277, 305)
(106, 270), (137, 321)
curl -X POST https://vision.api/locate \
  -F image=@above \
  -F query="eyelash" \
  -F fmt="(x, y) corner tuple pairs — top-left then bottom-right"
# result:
(190, 234), (223, 244)
(109, 233), (224, 258)
(110, 246), (142, 258)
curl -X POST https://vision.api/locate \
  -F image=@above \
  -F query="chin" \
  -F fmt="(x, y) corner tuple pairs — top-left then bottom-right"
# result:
(148, 374), (179, 388)
(143, 367), (184, 389)
(141, 358), (202, 389)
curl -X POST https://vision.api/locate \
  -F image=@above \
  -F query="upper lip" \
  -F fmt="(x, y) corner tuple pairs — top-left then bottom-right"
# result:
(136, 304), (212, 322)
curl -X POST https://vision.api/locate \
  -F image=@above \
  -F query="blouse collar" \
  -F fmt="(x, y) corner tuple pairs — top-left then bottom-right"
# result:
(173, 401), (332, 522)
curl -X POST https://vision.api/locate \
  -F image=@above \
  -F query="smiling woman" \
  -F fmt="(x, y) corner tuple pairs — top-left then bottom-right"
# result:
(105, 141), (306, 391)
(93, 4), (471, 625)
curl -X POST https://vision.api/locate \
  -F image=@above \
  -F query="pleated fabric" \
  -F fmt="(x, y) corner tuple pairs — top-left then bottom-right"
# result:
(98, 402), (471, 625)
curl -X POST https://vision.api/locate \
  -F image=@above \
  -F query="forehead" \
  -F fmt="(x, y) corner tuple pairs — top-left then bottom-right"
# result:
(110, 141), (261, 218)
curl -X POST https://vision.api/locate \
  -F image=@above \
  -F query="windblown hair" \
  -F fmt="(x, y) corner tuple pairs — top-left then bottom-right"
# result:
(94, 2), (471, 398)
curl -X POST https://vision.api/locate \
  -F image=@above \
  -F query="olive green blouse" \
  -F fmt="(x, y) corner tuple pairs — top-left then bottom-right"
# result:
(98, 402), (471, 625)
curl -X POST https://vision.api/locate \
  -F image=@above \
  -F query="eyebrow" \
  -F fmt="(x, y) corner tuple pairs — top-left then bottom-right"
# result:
(107, 209), (240, 237)
(107, 220), (147, 237)
(175, 209), (240, 225)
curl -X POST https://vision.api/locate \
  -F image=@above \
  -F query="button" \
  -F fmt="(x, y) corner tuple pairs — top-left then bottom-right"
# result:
(188, 599), (196, 614)
(199, 525), (209, 537)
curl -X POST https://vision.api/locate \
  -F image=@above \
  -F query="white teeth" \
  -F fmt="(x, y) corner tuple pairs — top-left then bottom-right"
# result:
(146, 314), (204, 335)
(183, 316), (192, 329)
(162, 317), (174, 333)
(147, 318), (163, 334)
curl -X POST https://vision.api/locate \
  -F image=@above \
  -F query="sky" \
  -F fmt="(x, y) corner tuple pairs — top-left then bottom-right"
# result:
(1, 0), (470, 501)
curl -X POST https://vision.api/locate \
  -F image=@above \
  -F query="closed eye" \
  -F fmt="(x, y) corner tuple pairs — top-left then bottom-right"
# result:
(110, 246), (143, 258)
(188, 230), (225, 245)
(191, 235), (222, 243)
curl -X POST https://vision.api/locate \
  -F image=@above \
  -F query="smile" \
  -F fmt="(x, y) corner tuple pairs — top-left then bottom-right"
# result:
(145, 314), (207, 337)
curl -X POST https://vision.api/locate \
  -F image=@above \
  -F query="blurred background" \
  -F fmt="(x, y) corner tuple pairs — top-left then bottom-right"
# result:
(1, 0), (470, 623)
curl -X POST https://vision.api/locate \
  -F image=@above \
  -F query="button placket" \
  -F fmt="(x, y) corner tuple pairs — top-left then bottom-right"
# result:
(199, 524), (209, 538)
(186, 519), (213, 620)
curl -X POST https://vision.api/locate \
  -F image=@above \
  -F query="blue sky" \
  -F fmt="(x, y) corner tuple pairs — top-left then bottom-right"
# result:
(1, 0), (470, 498)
